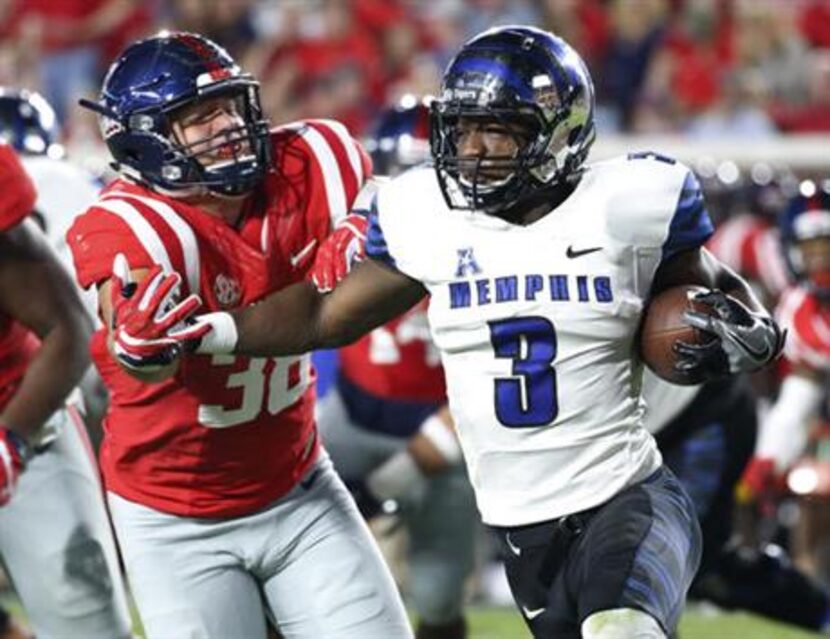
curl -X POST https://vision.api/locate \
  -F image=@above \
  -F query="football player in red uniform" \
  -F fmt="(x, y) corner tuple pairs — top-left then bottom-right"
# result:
(316, 102), (475, 639)
(0, 144), (133, 638)
(69, 32), (411, 639)
(741, 182), (830, 504)
(707, 163), (796, 307)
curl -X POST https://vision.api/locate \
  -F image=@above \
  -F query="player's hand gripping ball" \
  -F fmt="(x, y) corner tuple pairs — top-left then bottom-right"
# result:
(639, 285), (720, 385)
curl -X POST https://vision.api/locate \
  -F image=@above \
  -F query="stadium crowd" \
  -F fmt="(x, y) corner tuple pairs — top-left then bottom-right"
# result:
(0, 0), (829, 151)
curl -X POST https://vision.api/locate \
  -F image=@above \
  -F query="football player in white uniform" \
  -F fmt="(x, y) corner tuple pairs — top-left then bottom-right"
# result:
(138, 26), (784, 639)
(316, 102), (477, 639)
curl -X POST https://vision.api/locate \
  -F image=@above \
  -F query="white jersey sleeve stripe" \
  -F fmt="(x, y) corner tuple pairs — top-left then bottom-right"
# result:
(313, 119), (364, 186)
(111, 193), (201, 296)
(293, 123), (349, 225)
(94, 199), (174, 274)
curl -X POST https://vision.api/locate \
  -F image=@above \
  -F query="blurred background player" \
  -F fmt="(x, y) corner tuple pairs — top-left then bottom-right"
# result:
(642, 365), (830, 631)
(636, 173), (830, 632)
(68, 31), (411, 639)
(0, 88), (102, 303)
(0, 143), (132, 638)
(316, 99), (477, 639)
(742, 181), (830, 523)
(706, 161), (798, 308)
(0, 87), (108, 429)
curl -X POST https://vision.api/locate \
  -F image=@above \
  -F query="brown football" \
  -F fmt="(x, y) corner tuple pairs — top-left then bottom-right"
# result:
(639, 284), (719, 385)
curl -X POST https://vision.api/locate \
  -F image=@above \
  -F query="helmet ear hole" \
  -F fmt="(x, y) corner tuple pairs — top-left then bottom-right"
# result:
(567, 125), (583, 146)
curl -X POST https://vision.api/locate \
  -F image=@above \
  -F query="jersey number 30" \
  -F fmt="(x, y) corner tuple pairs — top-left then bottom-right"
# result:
(489, 317), (558, 428)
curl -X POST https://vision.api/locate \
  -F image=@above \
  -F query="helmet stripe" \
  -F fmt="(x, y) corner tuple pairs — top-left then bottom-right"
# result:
(452, 57), (535, 100)
(174, 33), (224, 74)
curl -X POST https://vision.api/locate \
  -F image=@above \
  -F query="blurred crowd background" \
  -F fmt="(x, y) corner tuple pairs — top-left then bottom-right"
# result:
(1, 0), (829, 163)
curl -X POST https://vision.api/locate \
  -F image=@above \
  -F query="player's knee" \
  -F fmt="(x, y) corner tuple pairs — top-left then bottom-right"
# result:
(408, 563), (467, 624)
(581, 608), (666, 639)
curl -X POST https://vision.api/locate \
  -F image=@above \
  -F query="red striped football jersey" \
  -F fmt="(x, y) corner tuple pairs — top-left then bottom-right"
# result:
(707, 214), (791, 301)
(0, 144), (39, 407)
(776, 286), (830, 374)
(67, 121), (371, 517)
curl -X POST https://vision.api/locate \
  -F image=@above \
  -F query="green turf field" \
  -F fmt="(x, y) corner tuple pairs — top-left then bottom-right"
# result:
(2, 595), (824, 638)
(467, 604), (825, 639)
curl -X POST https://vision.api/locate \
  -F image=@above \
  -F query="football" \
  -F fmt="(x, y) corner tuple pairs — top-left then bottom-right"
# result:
(639, 285), (719, 385)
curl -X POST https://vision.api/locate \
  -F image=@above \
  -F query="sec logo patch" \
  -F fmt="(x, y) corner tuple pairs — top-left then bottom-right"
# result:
(214, 273), (241, 308)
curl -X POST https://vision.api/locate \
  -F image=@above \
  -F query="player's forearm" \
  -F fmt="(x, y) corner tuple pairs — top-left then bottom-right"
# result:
(1, 319), (91, 440)
(756, 372), (824, 470)
(705, 250), (769, 316)
(197, 263), (427, 356)
(222, 281), (329, 356)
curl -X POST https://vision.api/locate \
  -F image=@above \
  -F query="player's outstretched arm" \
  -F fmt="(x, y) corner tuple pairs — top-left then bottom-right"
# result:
(0, 219), (93, 440)
(187, 258), (428, 357)
(651, 246), (785, 376)
(740, 366), (824, 502)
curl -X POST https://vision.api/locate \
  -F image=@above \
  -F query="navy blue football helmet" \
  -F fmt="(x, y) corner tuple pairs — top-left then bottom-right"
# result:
(780, 181), (830, 297)
(430, 25), (595, 213)
(80, 31), (271, 196)
(366, 97), (431, 176)
(0, 88), (62, 157)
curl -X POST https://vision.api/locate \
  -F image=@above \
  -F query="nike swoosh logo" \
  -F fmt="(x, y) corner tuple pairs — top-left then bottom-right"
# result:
(522, 605), (546, 620)
(729, 330), (771, 361)
(566, 245), (603, 259)
(290, 239), (318, 267)
(505, 532), (522, 557)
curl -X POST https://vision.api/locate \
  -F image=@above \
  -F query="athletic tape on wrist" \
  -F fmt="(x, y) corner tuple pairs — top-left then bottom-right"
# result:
(194, 312), (239, 354)
(420, 414), (463, 465)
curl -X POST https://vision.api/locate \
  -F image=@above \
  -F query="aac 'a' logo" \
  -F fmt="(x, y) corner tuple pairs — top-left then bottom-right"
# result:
(455, 247), (482, 277)
(213, 274), (241, 308)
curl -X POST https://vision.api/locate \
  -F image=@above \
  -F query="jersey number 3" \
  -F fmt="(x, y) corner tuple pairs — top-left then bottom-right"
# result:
(489, 317), (558, 428)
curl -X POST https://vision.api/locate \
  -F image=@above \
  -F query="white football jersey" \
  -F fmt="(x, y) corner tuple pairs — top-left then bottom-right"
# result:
(22, 155), (101, 318)
(640, 370), (701, 435)
(367, 153), (714, 526)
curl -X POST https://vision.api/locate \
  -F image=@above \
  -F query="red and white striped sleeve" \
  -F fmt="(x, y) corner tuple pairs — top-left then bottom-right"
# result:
(707, 215), (765, 277)
(776, 287), (830, 374)
(66, 190), (201, 298)
(281, 119), (372, 228)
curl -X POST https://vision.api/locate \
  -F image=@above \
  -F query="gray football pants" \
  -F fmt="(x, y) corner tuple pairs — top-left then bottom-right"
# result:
(317, 390), (478, 625)
(108, 452), (413, 639)
(0, 403), (133, 638)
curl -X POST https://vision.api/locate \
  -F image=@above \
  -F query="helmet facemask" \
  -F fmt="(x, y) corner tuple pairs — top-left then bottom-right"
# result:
(162, 82), (271, 197)
(788, 209), (830, 300)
